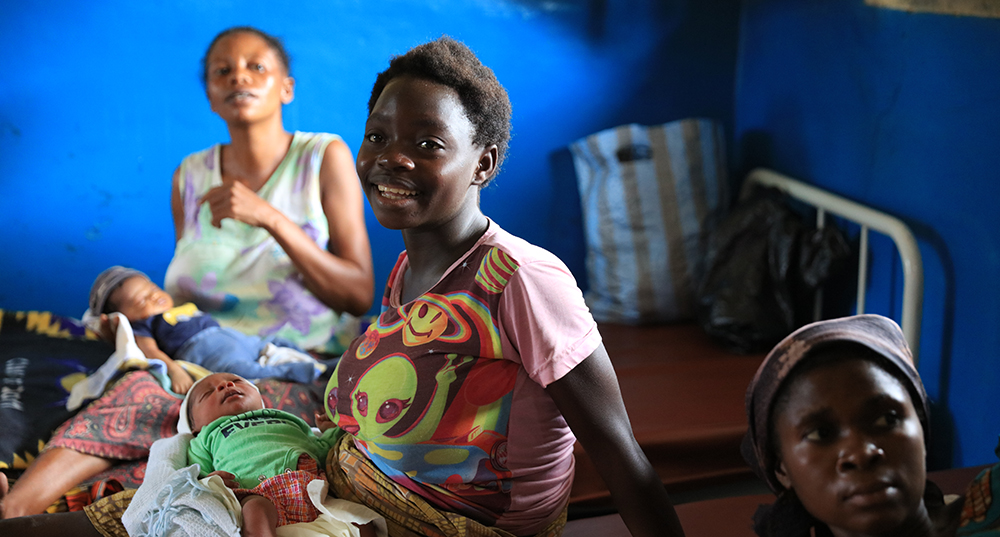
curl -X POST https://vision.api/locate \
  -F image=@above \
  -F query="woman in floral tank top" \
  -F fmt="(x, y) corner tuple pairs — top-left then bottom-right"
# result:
(0, 26), (374, 521)
(164, 26), (373, 354)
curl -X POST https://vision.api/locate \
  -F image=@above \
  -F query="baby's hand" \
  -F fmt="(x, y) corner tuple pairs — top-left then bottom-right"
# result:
(97, 314), (118, 343)
(168, 365), (194, 395)
(315, 409), (335, 432)
(206, 470), (239, 490)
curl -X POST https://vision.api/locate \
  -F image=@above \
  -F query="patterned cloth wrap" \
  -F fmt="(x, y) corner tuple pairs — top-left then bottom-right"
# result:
(85, 488), (137, 537)
(0, 310), (111, 474)
(48, 371), (180, 461)
(958, 463), (1000, 535)
(325, 434), (567, 537)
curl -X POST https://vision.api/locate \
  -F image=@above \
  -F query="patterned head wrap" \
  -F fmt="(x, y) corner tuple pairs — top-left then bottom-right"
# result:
(741, 314), (929, 494)
(89, 266), (149, 316)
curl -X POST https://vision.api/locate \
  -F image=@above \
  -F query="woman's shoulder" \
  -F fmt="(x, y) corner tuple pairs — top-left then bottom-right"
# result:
(292, 131), (344, 152)
(286, 132), (350, 175)
(482, 220), (573, 274)
(176, 143), (221, 183)
(179, 142), (220, 164)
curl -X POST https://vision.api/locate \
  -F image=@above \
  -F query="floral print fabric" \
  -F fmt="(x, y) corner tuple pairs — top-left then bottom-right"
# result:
(164, 132), (355, 353)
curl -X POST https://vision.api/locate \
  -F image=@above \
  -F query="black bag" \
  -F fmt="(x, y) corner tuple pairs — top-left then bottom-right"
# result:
(696, 186), (851, 354)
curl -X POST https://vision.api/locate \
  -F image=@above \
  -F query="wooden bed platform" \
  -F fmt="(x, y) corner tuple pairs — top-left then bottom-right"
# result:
(569, 322), (766, 509)
(565, 464), (988, 536)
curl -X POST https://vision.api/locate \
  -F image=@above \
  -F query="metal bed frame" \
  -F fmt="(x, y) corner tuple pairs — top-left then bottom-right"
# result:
(741, 168), (924, 364)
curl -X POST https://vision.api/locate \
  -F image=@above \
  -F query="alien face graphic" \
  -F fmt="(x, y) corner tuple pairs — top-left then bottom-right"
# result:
(349, 355), (418, 441)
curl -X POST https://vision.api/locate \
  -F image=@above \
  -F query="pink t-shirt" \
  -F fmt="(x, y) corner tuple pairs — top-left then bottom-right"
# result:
(328, 220), (600, 534)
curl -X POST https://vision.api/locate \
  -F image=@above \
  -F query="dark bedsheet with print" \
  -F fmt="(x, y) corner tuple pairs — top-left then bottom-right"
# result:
(0, 310), (110, 473)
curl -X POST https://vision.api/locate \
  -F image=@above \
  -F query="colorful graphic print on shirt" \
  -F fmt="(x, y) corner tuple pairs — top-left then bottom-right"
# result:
(329, 246), (522, 524)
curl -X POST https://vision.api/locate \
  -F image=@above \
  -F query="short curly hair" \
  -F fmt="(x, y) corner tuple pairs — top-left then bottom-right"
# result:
(367, 36), (513, 182)
(201, 26), (291, 87)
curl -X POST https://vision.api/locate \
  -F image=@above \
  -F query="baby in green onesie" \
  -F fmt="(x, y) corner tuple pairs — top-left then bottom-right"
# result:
(182, 372), (375, 537)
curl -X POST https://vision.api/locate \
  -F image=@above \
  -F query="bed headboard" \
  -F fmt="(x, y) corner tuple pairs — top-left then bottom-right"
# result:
(741, 168), (924, 364)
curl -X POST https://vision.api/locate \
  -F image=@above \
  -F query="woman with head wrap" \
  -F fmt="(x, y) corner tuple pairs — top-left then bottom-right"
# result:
(742, 314), (1000, 537)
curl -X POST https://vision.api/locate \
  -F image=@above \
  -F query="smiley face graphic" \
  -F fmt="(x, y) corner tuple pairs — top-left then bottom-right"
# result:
(403, 299), (450, 346)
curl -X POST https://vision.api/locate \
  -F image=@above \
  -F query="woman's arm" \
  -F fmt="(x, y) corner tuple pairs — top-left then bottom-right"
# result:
(290, 138), (374, 316)
(186, 140), (375, 316)
(171, 166), (184, 244)
(546, 344), (685, 537)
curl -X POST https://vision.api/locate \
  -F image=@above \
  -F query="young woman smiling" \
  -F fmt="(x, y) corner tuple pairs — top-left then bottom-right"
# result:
(322, 37), (686, 537)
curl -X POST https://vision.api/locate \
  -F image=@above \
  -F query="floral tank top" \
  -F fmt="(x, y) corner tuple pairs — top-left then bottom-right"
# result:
(164, 132), (357, 353)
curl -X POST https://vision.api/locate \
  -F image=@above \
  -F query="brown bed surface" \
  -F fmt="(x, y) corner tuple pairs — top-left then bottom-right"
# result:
(570, 322), (766, 507)
(564, 464), (989, 536)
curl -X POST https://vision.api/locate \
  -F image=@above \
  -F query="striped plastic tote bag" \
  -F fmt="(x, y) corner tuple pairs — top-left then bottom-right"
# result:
(569, 118), (729, 324)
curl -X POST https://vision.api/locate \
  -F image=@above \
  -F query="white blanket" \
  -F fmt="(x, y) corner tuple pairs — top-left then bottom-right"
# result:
(67, 312), (168, 411)
(122, 434), (240, 537)
(122, 434), (387, 537)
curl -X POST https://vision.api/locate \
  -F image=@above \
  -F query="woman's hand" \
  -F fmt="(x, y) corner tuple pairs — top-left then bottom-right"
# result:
(199, 180), (279, 230)
(206, 470), (239, 490)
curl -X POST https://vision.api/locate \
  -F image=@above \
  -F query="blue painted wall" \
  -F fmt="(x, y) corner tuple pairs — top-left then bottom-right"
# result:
(735, 0), (1000, 468)
(4, 0), (993, 471)
(0, 0), (739, 322)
